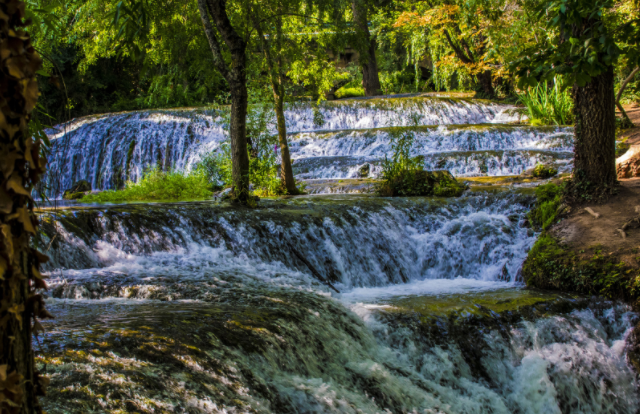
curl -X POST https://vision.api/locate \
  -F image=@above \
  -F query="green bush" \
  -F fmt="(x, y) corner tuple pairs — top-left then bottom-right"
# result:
(532, 164), (558, 179)
(81, 168), (213, 203)
(376, 130), (465, 197)
(518, 77), (573, 125)
(335, 87), (364, 99)
(195, 143), (232, 190)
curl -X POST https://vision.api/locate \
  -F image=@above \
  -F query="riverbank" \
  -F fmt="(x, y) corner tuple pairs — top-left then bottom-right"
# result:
(523, 178), (640, 306)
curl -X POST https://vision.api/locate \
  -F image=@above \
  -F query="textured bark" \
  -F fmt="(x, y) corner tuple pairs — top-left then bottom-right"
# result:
(198, 0), (250, 202)
(274, 91), (296, 193)
(352, 0), (381, 96)
(573, 66), (617, 188)
(476, 70), (495, 98)
(0, 1), (50, 413)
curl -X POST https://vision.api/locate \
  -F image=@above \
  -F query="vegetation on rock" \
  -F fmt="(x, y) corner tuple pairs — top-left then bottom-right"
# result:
(0, 1), (51, 412)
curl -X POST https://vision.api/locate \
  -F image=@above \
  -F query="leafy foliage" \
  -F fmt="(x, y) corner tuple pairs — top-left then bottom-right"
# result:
(0, 1), (51, 411)
(81, 168), (213, 203)
(518, 78), (574, 125)
(510, 0), (640, 88)
(376, 130), (465, 197)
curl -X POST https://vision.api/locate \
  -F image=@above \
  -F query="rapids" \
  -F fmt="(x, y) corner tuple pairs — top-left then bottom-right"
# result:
(38, 96), (639, 413)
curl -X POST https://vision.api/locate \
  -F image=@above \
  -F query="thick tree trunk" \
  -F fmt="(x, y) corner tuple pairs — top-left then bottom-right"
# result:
(476, 70), (495, 98)
(0, 1), (50, 413)
(274, 90), (297, 193)
(352, 0), (381, 96)
(572, 66), (617, 189)
(198, 0), (251, 203)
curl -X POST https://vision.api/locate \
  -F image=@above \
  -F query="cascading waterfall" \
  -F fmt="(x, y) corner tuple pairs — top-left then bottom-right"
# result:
(44, 96), (542, 196)
(39, 95), (638, 413)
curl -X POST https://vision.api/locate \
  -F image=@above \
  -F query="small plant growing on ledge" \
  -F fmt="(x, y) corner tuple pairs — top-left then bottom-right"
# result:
(375, 130), (466, 197)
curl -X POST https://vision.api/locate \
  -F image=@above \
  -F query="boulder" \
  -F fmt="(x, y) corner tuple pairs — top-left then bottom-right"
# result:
(63, 180), (91, 200)
(617, 145), (640, 179)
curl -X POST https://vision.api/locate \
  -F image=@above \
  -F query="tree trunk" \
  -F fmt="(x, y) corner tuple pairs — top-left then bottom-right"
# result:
(198, 0), (251, 203)
(229, 82), (250, 201)
(476, 70), (495, 98)
(274, 90), (297, 193)
(572, 65), (617, 189)
(0, 1), (50, 413)
(352, 0), (381, 96)
(616, 66), (639, 128)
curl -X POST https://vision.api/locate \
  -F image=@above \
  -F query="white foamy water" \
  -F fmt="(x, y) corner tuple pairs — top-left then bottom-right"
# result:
(43, 97), (561, 196)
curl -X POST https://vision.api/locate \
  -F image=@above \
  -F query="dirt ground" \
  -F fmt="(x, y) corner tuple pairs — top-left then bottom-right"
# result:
(618, 103), (640, 145)
(551, 178), (640, 267)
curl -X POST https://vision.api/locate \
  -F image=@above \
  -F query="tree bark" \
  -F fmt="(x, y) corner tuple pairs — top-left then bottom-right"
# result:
(352, 0), (381, 96)
(198, 0), (251, 202)
(476, 70), (495, 98)
(274, 89), (297, 193)
(0, 1), (50, 413)
(572, 65), (617, 189)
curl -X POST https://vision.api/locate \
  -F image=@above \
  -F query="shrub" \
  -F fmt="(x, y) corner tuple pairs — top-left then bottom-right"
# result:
(532, 164), (558, 179)
(195, 143), (232, 190)
(518, 77), (573, 125)
(81, 168), (213, 203)
(376, 130), (465, 197)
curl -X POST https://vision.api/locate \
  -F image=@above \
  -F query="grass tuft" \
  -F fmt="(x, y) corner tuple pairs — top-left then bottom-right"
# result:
(81, 168), (213, 203)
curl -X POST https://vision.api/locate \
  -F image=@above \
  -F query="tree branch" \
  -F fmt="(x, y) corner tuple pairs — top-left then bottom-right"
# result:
(443, 29), (473, 64)
(196, 0), (230, 81)
(617, 66), (639, 104)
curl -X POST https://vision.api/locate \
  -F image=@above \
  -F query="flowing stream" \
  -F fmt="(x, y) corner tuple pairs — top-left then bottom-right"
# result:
(39, 96), (639, 413)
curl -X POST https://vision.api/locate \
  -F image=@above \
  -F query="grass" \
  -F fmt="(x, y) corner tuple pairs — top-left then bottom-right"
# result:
(335, 87), (365, 99)
(81, 168), (213, 203)
(518, 78), (573, 126)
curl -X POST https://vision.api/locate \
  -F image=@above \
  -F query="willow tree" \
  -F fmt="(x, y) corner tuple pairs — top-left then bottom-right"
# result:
(0, 0), (51, 412)
(512, 0), (640, 197)
(394, 0), (531, 98)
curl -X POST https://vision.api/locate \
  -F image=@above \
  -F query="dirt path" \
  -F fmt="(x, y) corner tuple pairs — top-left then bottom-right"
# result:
(551, 178), (640, 267)
(618, 103), (640, 144)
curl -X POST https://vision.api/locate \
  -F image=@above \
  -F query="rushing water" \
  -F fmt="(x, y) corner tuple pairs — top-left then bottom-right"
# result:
(43, 97), (562, 196)
(38, 96), (638, 413)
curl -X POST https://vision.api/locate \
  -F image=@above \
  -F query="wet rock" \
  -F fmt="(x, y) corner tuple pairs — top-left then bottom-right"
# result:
(215, 187), (233, 201)
(357, 164), (370, 178)
(62, 180), (91, 200)
(617, 145), (640, 179)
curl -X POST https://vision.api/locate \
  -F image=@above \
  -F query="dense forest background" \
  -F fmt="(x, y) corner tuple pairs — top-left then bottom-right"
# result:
(26, 0), (638, 124)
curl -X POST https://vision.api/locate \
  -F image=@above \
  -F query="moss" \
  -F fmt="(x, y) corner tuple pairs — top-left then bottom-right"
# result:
(376, 170), (467, 197)
(532, 164), (558, 178)
(522, 235), (640, 304)
(523, 182), (640, 305)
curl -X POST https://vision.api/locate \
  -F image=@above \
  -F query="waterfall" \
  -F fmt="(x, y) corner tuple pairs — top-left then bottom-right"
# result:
(38, 96), (638, 414)
(44, 97), (543, 196)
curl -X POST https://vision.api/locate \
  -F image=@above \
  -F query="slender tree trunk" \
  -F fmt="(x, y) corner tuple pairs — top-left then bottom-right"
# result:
(352, 0), (381, 96)
(273, 88), (297, 193)
(616, 66), (639, 127)
(0, 1), (50, 412)
(572, 65), (617, 189)
(229, 82), (250, 200)
(251, 13), (297, 194)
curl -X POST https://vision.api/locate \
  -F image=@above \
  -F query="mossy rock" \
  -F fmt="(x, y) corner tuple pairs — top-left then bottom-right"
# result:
(377, 170), (466, 197)
(532, 164), (558, 179)
(63, 191), (88, 200)
(63, 180), (92, 200)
